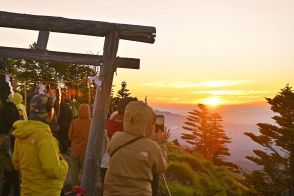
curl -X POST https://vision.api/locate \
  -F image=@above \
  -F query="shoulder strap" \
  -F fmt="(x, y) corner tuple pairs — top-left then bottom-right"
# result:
(110, 136), (143, 157)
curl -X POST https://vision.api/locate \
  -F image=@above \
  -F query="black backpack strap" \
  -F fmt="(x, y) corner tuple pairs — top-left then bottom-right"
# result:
(110, 136), (143, 157)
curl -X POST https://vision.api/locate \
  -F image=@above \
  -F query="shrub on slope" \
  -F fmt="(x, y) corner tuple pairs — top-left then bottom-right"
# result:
(159, 143), (250, 196)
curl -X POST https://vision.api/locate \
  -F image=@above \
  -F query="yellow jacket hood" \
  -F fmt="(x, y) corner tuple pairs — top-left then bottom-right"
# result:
(123, 101), (155, 137)
(9, 93), (23, 105)
(12, 120), (51, 139)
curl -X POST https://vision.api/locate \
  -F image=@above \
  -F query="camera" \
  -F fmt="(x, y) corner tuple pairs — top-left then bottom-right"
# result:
(155, 115), (165, 132)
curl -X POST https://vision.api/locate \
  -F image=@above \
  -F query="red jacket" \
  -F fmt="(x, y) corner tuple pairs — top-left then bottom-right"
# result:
(106, 113), (124, 140)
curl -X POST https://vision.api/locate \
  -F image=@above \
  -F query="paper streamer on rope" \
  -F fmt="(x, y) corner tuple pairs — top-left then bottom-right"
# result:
(37, 83), (46, 94)
(0, 61), (14, 103)
(5, 74), (14, 96)
(88, 76), (102, 87)
(57, 82), (63, 116)
(57, 82), (63, 103)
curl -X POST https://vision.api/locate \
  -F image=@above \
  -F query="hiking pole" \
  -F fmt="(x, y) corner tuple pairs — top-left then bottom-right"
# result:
(161, 173), (172, 196)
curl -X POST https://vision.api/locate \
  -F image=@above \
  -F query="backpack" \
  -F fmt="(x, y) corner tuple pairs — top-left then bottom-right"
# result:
(0, 134), (14, 172)
(106, 113), (124, 140)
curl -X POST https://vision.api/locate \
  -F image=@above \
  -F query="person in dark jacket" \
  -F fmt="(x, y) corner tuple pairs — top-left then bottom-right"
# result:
(57, 99), (73, 154)
(0, 102), (20, 196)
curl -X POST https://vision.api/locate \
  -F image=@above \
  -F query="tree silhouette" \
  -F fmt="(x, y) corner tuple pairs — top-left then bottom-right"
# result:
(245, 85), (294, 195)
(181, 104), (231, 162)
(116, 81), (131, 99)
(209, 113), (231, 161)
(108, 81), (132, 116)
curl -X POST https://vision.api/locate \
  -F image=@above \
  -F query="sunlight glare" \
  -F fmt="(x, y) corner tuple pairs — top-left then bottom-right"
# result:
(203, 97), (221, 106)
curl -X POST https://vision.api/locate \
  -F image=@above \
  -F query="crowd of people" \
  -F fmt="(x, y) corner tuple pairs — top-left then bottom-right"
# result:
(0, 86), (169, 196)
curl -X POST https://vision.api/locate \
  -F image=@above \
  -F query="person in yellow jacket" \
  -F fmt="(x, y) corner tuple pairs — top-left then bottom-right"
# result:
(68, 103), (91, 186)
(12, 94), (68, 196)
(104, 101), (169, 196)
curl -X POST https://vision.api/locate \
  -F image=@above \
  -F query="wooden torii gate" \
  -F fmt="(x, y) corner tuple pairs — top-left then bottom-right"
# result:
(0, 11), (156, 195)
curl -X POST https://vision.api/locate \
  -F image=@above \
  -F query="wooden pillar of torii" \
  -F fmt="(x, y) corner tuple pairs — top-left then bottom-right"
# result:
(0, 11), (156, 195)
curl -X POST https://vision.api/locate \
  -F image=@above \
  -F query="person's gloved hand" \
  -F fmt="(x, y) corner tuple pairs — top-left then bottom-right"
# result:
(150, 127), (170, 144)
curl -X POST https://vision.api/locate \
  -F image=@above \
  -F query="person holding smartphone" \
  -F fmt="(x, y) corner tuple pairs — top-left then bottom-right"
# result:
(151, 114), (166, 196)
(103, 101), (170, 196)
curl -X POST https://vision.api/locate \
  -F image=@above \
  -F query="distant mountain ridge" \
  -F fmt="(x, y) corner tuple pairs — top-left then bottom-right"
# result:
(154, 109), (266, 171)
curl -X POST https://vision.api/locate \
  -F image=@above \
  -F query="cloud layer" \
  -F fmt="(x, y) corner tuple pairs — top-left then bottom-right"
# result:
(142, 80), (249, 88)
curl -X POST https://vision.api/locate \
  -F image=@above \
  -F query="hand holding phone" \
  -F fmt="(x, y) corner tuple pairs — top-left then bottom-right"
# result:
(151, 126), (171, 144)
(155, 115), (165, 132)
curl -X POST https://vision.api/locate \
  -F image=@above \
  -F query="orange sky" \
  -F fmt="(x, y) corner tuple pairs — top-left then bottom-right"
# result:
(1, 0), (294, 110)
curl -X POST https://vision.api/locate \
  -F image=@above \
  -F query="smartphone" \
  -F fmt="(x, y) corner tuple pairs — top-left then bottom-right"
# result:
(155, 115), (165, 132)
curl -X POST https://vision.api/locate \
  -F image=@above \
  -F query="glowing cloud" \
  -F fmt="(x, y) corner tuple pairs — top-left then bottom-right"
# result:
(193, 90), (273, 95)
(142, 80), (249, 89)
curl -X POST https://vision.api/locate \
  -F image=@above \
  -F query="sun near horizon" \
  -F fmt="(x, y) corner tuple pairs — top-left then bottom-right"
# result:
(203, 97), (222, 107)
(1, 0), (294, 115)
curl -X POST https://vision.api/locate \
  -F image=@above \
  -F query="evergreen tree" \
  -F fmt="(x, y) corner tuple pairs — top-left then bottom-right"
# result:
(244, 85), (294, 195)
(108, 81), (132, 115)
(209, 113), (231, 162)
(182, 104), (210, 158)
(108, 86), (117, 117)
(116, 81), (131, 99)
(181, 104), (231, 161)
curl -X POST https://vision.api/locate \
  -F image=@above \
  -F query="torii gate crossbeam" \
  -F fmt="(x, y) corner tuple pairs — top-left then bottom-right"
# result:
(0, 11), (156, 195)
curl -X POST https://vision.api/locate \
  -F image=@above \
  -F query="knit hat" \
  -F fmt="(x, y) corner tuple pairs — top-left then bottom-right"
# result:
(30, 94), (54, 120)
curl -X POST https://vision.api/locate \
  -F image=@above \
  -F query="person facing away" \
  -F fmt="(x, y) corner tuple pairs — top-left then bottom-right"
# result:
(11, 94), (68, 196)
(100, 97), (138, 191)
(0, 102), (20, 196)
(68, 104), (91, 187)
(58, 98), (73, 154)
(103, 101), (167, 196)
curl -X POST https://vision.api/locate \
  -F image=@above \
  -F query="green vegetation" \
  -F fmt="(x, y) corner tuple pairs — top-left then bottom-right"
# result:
(160, 143), (250, 196)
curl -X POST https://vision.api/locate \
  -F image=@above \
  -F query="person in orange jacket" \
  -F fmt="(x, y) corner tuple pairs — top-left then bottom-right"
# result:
(68, 104), (91, 187)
